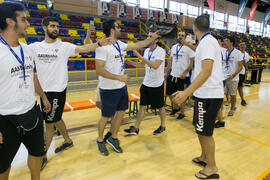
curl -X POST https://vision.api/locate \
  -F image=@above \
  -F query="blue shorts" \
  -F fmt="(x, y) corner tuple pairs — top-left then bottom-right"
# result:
(100, 86), (129, 117)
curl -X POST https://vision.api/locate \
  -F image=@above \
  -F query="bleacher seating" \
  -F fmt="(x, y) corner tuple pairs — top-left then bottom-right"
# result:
(26, 27), (37, 35)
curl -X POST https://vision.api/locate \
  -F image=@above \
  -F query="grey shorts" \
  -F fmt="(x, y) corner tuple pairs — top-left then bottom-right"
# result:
(224, 81), (238, 96)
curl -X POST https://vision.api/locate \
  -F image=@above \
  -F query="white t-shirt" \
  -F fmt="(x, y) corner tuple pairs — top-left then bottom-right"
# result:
(193, 34), (224, 99)
(29, 40), (77, 92)
(224, 48), (244, 81)
(95, 40), (127, 90)
(142, 46), (166, 87)
(220, 47), (227, 80)
(240, 51), (250, 75)
(0, 43), (36, 115)
(170, 44), (195, 78)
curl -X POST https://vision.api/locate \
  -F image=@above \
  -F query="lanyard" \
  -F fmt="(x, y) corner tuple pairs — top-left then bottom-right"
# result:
(0, 36), (26, 82)
(226, 48), (234, 68)
(112, 41), (124, 67)
(176, 44), (183, 59)
(148, 46), (157, 60)
(243, 52), (246, 59)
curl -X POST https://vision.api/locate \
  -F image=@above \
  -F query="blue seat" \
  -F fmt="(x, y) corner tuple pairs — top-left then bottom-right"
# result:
(73, 39), (83, 45)
(74, 61), (85, 70)
(78, 30), (86, 37)
(27, 37), (39, 44)
(28, 2), (38, 10)
(36, 27), (44, 35)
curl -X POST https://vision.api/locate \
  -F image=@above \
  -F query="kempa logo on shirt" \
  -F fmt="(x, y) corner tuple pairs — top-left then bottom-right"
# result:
(196, 102), (206, 132)
(38, 54), (58, 58)
(47, 98), (59, 121)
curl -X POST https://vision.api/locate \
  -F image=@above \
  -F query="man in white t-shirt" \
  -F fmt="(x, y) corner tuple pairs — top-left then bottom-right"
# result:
(238, 42), (250, 106)
(0, 2), (51, 179)
(165, 30), (194, 120)
(173, 15), (223, 179)
(95, 20), (160, 156)
(124, 31), (166, 135)
(223, 37), (243, 116)
(29, 17), (111, 168)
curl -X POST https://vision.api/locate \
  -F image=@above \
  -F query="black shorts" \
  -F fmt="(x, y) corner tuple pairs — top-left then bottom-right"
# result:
(238, 74), (246, 87)
(193, 97), (223, 136)
(0, 104), (46, 173)
(41, 89), (66, 123)
(166, 75), (189, 95)
(140, 83), (164, 109)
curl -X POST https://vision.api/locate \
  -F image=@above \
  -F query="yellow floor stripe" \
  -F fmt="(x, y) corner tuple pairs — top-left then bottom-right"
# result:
(222, 128), (270, 180)
(222, 128), (270, 147)
(256, 168), (270, 180)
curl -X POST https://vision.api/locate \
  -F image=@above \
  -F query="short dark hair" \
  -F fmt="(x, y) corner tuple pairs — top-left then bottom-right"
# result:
(178, 29), (187, 37)
(0, 2), (24, 30)
(42, 17), (58, 26)
(226, 36), (235, 46)
(194, 14), (210, 32)
(103, 19), (116, 37)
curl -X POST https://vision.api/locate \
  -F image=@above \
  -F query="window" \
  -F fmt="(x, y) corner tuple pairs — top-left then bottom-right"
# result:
(212, 11), (225, 29)
(248, 20), (262, 35)
(169, 1), (180, 14)
(139, 0), (148, 9)
(187, 5), (198, 17)
(100, 0), (111, 2)
(123, 0), (138, 6)
(149, 0), (164, 10)
(180, 3), (187, 15)
(228, 15), (237, 32)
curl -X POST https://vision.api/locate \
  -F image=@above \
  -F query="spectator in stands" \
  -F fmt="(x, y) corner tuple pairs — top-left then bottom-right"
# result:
(223, 36), (244, 116)
(29, 17), (111, 169)
(124, 31), (166, 135)
(95, 19), (160, 156)
(165, 30), (194, 120)
(238, 42), (250, 106)
(0, 2), (51, 180)
(172, 14), (223, 179)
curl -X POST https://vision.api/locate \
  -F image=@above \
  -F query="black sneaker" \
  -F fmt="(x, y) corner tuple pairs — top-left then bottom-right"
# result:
(106, 136), (123, 153)
(103, 131), (112, 142)
(41, 157), (48, 170)
(124, 126), (139, 135)
(153, 126), (166, 135)
(176, 113), (185, 120)
(54, 140), (74, 154)
(215, 121), (225, 128)
(170, 109), (179, 116)
(241, 100), (247, 106)
(96, 140), (109, 156)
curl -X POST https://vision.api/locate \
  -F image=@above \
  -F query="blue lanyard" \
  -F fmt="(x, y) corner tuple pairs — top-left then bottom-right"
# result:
(148, 46), (157, 60)
(226, 48), (234, 68)
(0, 36), (26, 81)
(176, 44), (183, 59)
(243, 52), (246, 59)
(199, 32), (211, 44)
(112, 41), (124, 67)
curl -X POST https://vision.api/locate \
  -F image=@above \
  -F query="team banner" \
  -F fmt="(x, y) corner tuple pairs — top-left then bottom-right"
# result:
(207, 0), (215, 11)
(166, 13), (173, 24)
(238, 0), (248, 18)
(154, 11), (159, 22)
(148, 9), (154, 20)
(126, 6), (134, 19)
(248, 0), (258, 21)
(263, 7), (270, 29)
(140, 8), (148, 20)
(118, 4), (126, 18)
(134, 6), (141, 19)
(100, 2), (110, 16)
(160, 11), (166, 23)
(172, 14), (178, 24)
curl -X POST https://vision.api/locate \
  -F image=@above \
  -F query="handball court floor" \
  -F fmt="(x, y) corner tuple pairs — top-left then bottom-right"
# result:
(9, 72), (270, 180)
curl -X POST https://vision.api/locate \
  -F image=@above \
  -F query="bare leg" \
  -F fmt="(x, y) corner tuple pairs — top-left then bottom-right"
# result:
(96, 101), (101, 110)
(159, 107), (166, 127)
(44, 123), (55, 157)
(55, 119), (71, 142)
(230, 95), (236, 111)
(180, 100), (186, 115)
(134, 106), (146, 129)
(111, 111), (125, 139)
(217, 102), (224, 123)
(0, 166), (10, 180)
(168, 95), (179, 110)
(28, 154), (42, 180)
(195, 135), (218, 177)
(97, 116), (110, 142)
